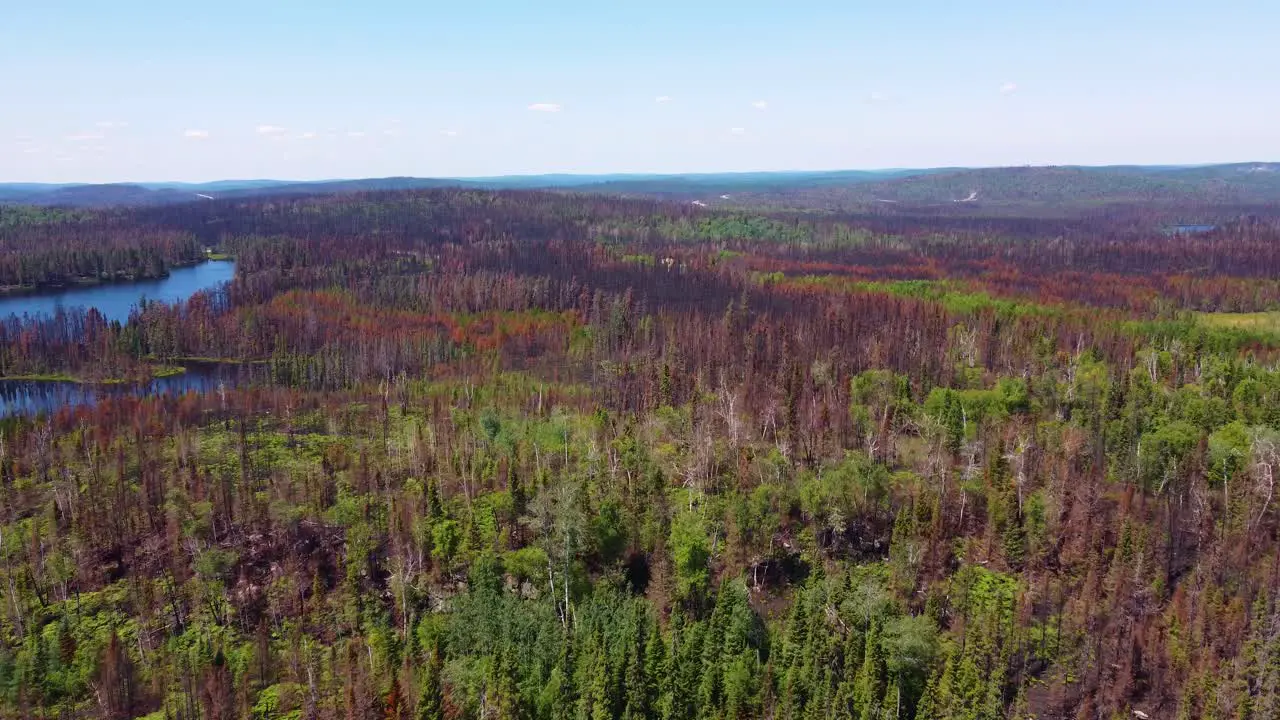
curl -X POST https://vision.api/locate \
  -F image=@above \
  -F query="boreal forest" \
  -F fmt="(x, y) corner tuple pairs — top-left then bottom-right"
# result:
(4, 186), (1280, 720)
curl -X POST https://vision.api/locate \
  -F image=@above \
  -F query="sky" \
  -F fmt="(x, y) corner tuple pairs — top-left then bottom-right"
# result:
(2, 0), (1277, 183)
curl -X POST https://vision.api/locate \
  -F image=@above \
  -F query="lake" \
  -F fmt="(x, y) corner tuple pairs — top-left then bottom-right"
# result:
(0, 259), (241, 417)
(0, 259), (236, 323)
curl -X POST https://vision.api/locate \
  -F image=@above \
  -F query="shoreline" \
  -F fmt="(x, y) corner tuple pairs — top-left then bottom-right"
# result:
(0, 255), (232, 298)
(0, 356), (268, 386)
(0, 364), (188, 385)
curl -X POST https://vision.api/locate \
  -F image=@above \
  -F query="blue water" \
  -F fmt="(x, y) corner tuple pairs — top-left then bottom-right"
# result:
(1165, 224), (1217, 235)
(0, 362), (261, 418)
(0, 260), (235, 324)
(0, 260), (241, 417)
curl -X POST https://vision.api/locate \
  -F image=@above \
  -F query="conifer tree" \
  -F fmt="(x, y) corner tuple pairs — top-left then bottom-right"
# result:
(416, 641), (445, 720)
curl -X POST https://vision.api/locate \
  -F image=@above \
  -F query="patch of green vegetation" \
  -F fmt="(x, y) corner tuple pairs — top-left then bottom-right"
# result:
(856, 279), (1065, 319)
(1196, 311), (1280, 337)
(657, 214), (815, 244)
(620, 253), (655, 266)
(751, 270), (786, 285)
(782, 276), (1066, 321)
(774, 275), (1280, 352)
(0, 205), (92, 228)
(2, 373), (80, 383)
(3, 363), (187, 384)
(862, 285), (1280, 351)
(163, 355), (269, 365)
(1125, 315), (1280, 353)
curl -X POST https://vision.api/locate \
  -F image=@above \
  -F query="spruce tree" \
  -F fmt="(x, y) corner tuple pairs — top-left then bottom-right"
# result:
(644, 622), (670, 719)
(416, 642), (444, 720)
(854, 622), (886, 720)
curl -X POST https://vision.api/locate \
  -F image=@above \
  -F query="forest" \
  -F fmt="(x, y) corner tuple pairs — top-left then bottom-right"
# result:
(0, 206), (203, 290)
(3, 188), (1280, 719)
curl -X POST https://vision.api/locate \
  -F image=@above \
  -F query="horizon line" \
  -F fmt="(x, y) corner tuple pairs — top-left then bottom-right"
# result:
(4, 160), (1279, 187)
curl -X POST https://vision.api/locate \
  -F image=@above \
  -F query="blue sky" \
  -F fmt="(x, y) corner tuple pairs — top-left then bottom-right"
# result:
(2, 0), (1276, 182)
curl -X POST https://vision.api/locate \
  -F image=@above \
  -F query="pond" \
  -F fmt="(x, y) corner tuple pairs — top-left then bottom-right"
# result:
(0, 259), (235, 324)
(0, 362), (263, 418)
(1164, 224), (1217, 235)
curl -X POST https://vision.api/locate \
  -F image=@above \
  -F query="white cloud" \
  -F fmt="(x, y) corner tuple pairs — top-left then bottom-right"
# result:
(22, 147), (41, 155)
(440, 130), (459, 137)
(729, 127), (746, 135)
(999, 82), (1019, 95)
(382, 129), (400, 137)
(95, 121), (128, 129)
(528, 102), (562, 113)
(751, 100), (768, 110)
(867, 91), (886, 103)
(346, 131), (367, 138)
(65, 132), (105, 142)
(256, 125), (287, 135)
(183, 129), (210, 139)
(299, 131), (318, 140)
(655, 95), (672, 104)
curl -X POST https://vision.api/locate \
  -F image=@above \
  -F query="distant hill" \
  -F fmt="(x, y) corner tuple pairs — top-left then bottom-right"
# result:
(720, 163), (1280, 210)
(2, 163), (1278, 208)
(36, 184), (200, 206)
(0, 170), (944, 207)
